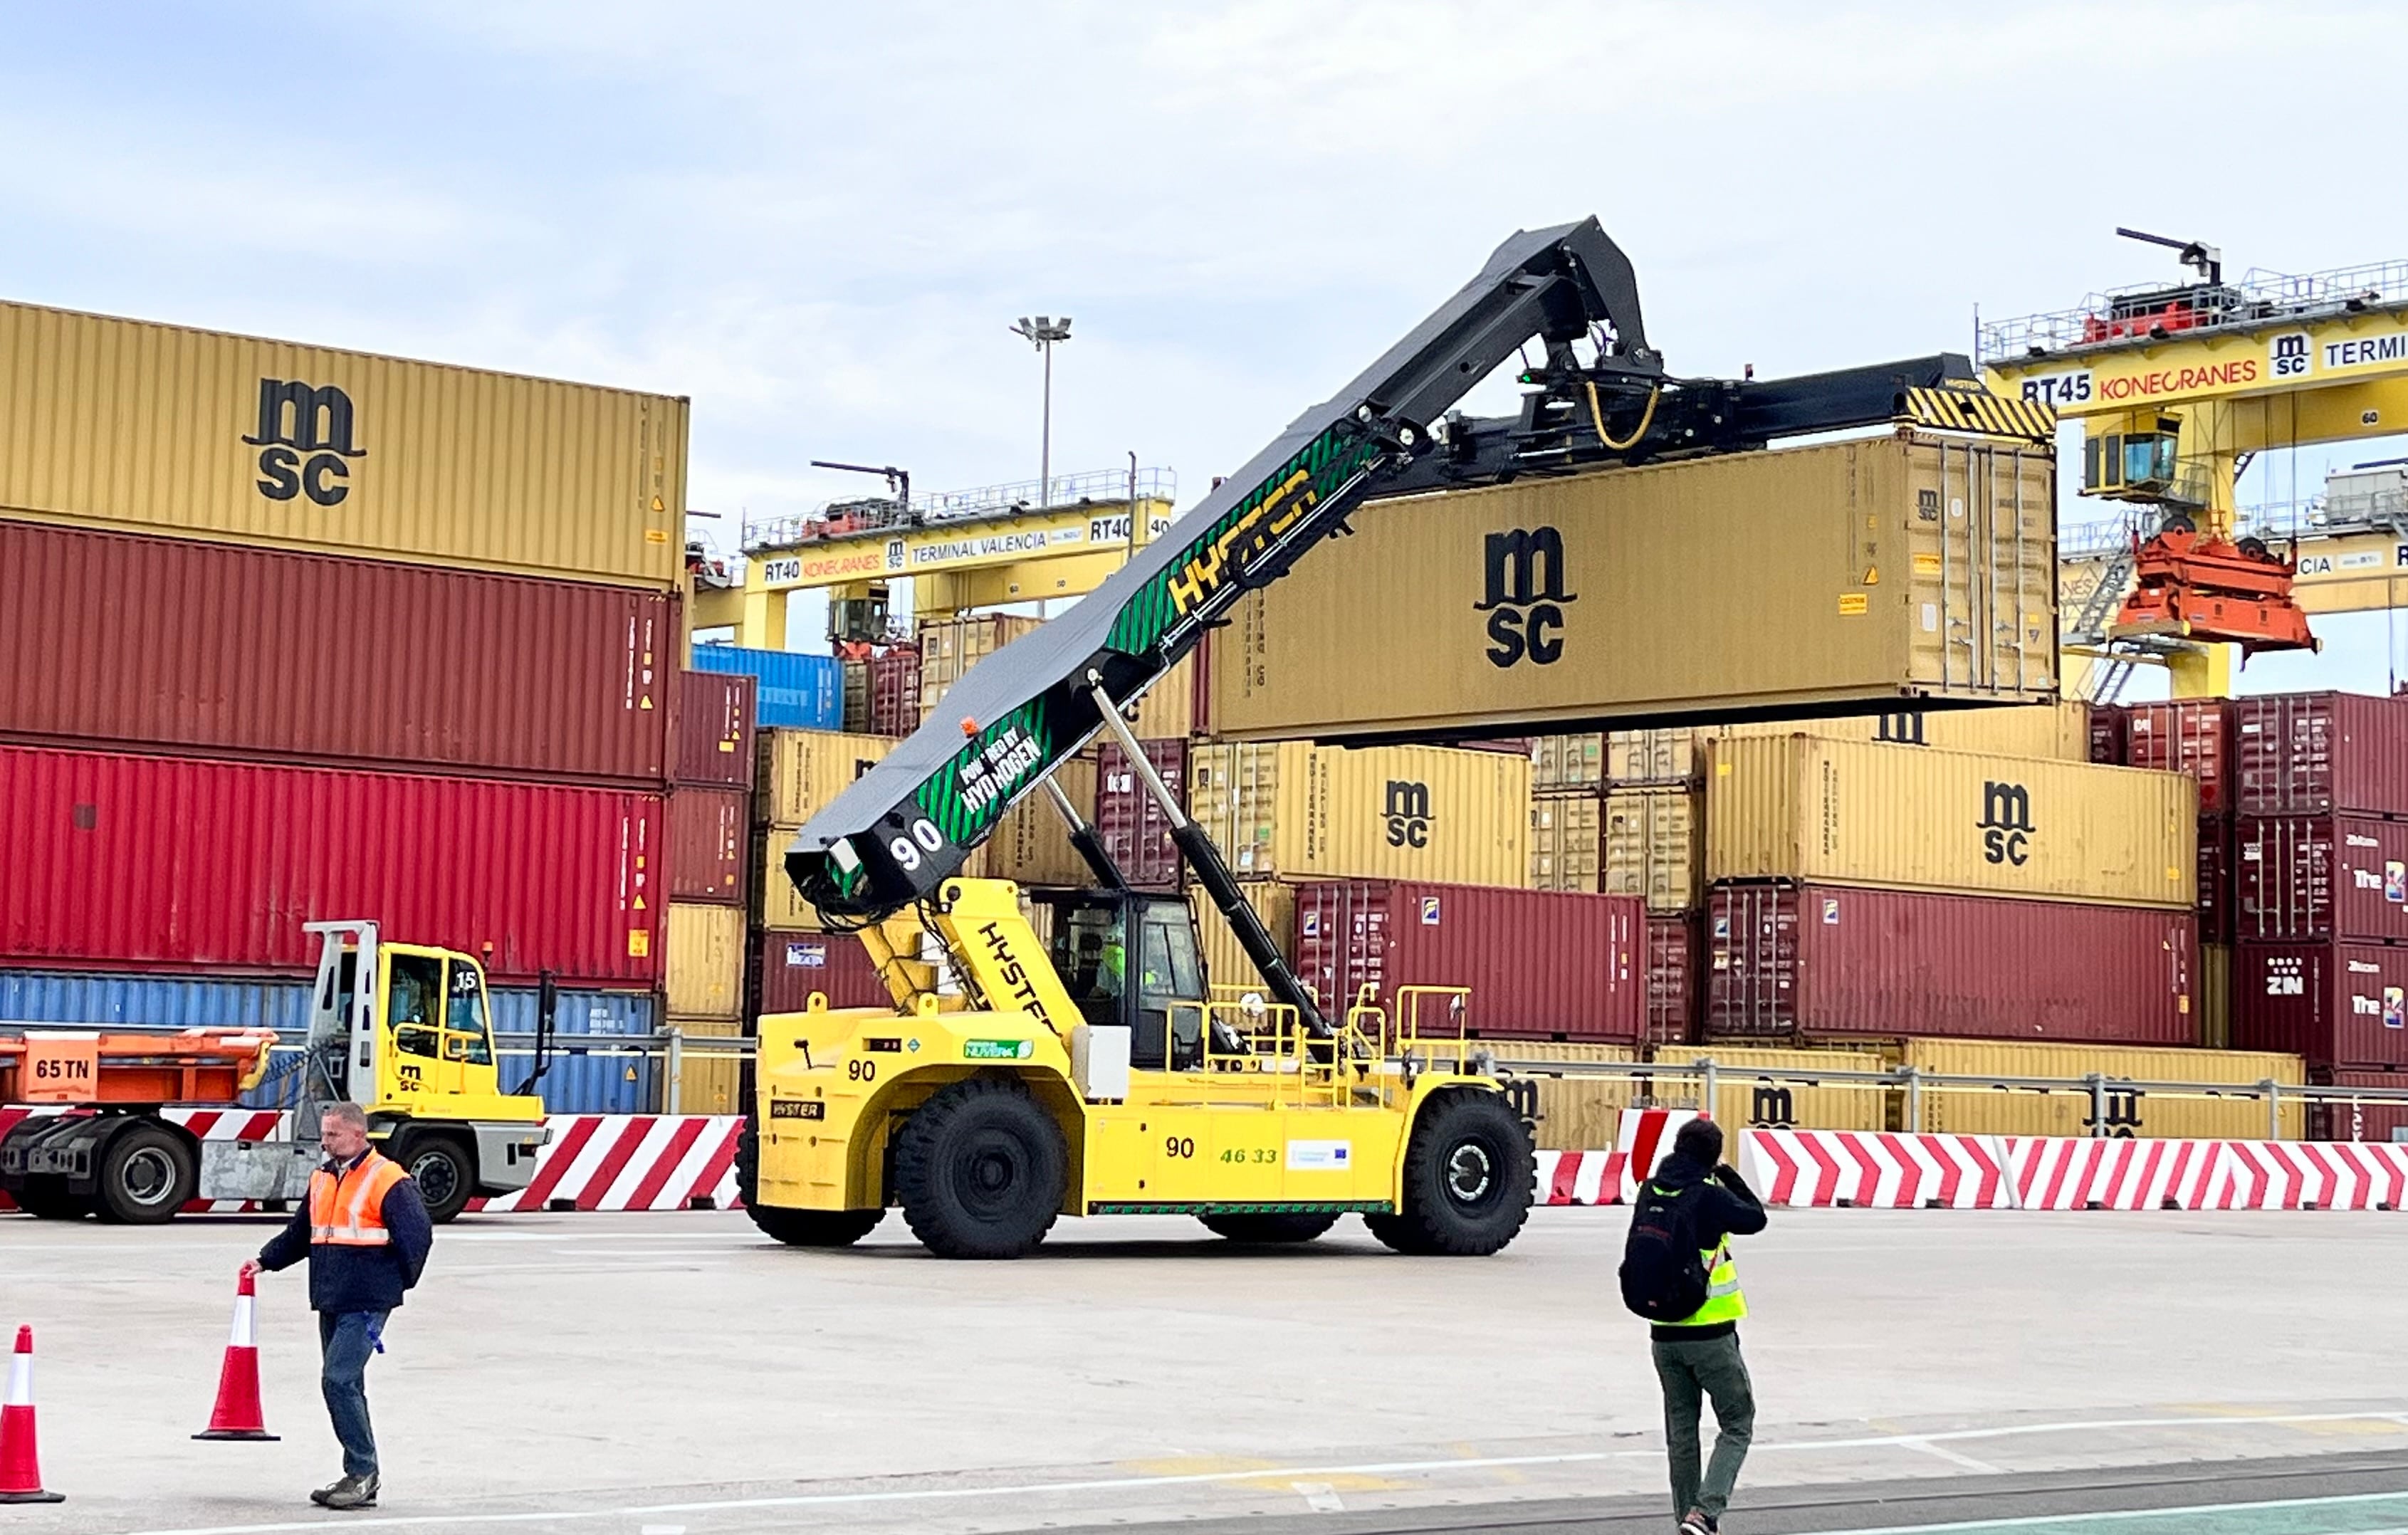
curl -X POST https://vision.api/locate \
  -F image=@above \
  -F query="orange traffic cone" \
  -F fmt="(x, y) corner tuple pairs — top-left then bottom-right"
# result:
(192, 1272), (278, 1442)
(0, 1326), (64, 1504)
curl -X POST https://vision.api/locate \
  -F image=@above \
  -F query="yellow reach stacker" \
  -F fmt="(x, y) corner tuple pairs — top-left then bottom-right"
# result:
(739, 217), (2056, 1259)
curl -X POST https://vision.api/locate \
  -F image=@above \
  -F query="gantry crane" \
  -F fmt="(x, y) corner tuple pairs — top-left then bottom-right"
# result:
(1986, 229), (2408, 696)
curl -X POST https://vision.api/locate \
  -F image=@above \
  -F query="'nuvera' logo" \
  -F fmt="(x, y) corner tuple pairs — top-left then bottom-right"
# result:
(1475, 526), (1576, 668)
(244, 378), (367, 506)
(1979, 780), (2034, 866)
(1383, 780), (1433, 848)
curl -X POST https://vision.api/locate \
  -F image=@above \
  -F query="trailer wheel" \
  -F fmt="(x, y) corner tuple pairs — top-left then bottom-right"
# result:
(748, 1207), (884, 1247)
(1368, 1089), (1534, 1257)
(15, 1176), (91, 1221)
(398, 1135), (476, 1224)
(894, 1078), (1065, 1259)
(1199, 1212), (1340, 1243)
(94, 1123), (197, 1225)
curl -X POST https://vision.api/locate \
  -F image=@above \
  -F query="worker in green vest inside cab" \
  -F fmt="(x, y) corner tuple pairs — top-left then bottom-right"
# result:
(1620, 1116), (1766, 1535)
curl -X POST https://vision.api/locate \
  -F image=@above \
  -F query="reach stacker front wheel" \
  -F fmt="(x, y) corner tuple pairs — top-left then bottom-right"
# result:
(894, 1077), (1066, 1259)
(1365, 1089), (1535, 1257)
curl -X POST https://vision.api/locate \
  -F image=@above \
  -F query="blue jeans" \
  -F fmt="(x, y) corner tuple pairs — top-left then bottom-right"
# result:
(318, 1309), (389, 1479)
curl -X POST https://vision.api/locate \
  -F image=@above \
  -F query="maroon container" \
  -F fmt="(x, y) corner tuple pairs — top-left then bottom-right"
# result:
(675, 672), (757, 789)
(2236, 814), (2408, 943)
(1705, 882), (2197, 1044)
(868, 646), (921, 736)
(2308, 1068), (2408, 1143)
(1292, 881), (1643, 1042)
(668, 787), (748, 905)
(2198, 814), (2234, 943)
(2233, 691), (2408, 817)
(2088, 702), (2128, 765)
(2234, 941), (2408, 1067)
(1645, 913), (1697, 1048)
(1094, 740), (1187, 890)
(753, 931), (895, 1012)
(2127, 701), (2234, 813)
(0, 519), (674, 784)
(0, 743), (661, 985)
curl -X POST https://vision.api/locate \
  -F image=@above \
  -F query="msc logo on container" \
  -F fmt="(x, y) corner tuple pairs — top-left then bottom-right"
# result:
(244, 377), (367, 506)
(1384, 780), (1434, 848)
(1475, 526), (1576, 669)
(1978, 780), (2035, 866)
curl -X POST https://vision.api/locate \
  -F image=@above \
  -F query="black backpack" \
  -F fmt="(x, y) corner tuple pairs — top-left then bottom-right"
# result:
(1620, 1177), (1710, 1321)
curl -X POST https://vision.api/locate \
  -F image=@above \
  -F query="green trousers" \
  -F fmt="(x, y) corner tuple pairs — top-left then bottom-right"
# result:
(1651, 1331), (1756, 1521)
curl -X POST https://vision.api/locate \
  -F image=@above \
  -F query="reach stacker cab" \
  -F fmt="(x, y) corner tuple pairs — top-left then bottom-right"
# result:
(0, 921), (549, 1225)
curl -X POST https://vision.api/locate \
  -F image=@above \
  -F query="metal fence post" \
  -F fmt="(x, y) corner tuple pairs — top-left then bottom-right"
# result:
(665, 1027), (685, 1116)
(1700, 1058), (1719, 1119)
(2263, 1078), (2280, 1142)
(2086, 1073), (2106, 1138)
(1902, 1066), (1922, 1133)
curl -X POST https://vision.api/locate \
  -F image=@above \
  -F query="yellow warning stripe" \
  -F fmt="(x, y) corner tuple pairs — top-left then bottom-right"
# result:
(1902, 387), (2056, 442)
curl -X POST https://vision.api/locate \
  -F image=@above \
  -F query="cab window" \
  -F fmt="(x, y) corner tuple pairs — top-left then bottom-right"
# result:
(386, 954), (444, 1059)
(443, 961), (494, 1066)
(1054, 907), (1127, 1027)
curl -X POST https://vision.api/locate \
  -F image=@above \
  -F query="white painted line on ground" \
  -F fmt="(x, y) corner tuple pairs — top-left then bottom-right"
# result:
(1897, 1437), (2005, 1476)
(1837, 1499), (2408, 1534)
(1292, 1479), (1344, 1512)
(113, 1410), (2408, 1535)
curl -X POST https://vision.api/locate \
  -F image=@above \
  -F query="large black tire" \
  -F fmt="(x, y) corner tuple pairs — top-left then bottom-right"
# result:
(397, 1134), (476, 1224)
(1199, 1212), (1341, 1243)
(15, 1176), (91, 1220)
(93, 1123), (197, 1225)
(1366, 1089), (1534, 1257)
(748, 1206), (884, 1247)
(894, 1078), (1066, 1259)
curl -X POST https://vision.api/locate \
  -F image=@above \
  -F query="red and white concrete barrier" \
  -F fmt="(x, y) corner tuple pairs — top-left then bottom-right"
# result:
(471, 1114), (744, 1213)
(1745, 1129), (2013, 1210)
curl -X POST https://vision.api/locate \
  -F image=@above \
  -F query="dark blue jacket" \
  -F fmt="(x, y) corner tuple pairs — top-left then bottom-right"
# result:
(257, 1153), (434, 1314)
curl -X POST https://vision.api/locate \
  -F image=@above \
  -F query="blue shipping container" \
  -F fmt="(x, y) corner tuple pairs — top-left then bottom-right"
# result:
(0, 970), (658, 1116)
(690, 644), (843, 730)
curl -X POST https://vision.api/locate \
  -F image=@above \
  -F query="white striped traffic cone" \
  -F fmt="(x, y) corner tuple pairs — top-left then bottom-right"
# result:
(193, 1272), (278, 1442)
(0, 1326), (64, 1503)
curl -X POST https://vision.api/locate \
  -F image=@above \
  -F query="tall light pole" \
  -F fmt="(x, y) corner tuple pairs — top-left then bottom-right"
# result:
(1009, 315), (1072, 506)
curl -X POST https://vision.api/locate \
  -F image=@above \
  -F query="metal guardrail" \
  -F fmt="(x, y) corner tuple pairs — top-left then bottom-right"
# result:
(1979, 258), (2408, 361)
(740, 467), (1177, 553)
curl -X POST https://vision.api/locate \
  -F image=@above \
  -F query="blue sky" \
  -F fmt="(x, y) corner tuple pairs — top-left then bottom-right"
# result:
(8, 1), (2407, 690)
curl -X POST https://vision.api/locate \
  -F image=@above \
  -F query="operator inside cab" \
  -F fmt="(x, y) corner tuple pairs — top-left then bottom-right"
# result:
(1045, 895), (1209, 1071)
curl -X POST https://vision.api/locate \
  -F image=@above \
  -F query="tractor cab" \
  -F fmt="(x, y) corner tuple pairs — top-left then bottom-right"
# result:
(1032, 889), (1220, 1071)
(303, 920), (543, 1125)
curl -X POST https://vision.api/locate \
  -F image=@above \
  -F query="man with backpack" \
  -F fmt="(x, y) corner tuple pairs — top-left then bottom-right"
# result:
(1620, 1117), (1766, 1535)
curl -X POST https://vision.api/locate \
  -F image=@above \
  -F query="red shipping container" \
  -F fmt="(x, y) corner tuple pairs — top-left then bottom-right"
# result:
(2308, 1069), (2408, 1144)
(2234, 941), (2408, 1067)
(753, 931), (895, 1013)
(1292, 881), (1643, 1042)
(2236, 814), (2408, 943)
(1705, 882), (2197, 1044)
(2126, 701), (2234, 812)
(2088, 702), (2127, 765)
(1645, 913), (1697, 1048)
(2234, 691), (2408, 817)
(0, 743), (661, 985)
(668, 787), (748, 905)
(1094, 739), (1187, 890)
(0, 519), (673, 784)
(675, 671), (757, 789)
(2198, 814), (2234, 943)
(868, 646), (921, 736)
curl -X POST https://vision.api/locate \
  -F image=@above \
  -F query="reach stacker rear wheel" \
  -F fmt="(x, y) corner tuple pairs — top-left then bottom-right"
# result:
(1364, 1089), (1534, 1257)
(894, 1077), (1066, 1259)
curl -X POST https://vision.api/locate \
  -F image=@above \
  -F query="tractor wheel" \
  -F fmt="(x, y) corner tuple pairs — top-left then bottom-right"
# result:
(397, 1133), (476, 1223)
(93, 1123), (197, 1225)
(1200, 1212), (1340, 1243)
(894, 1077), (1066, 1259)
(748, 1206), (885, 1247)
(14, 1176), (91, 1220)
(1368, 1089), (1535, 1257)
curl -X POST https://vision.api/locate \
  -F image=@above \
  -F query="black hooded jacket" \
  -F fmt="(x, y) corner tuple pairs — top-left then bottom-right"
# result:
(1639, 1150), (1767, 1340)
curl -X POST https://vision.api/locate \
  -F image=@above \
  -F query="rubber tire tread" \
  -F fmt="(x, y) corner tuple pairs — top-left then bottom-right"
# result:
(1372, 1088), (1535, 1257)
(894, 1077), (1065, 1259)
(399, 1134), (476, 1224)
(15, 1175), (90, 1220)
(748, 1205), (885, 1247)
(1199, 1212), (1341, 1243)
(94, 1122), (197, 1225)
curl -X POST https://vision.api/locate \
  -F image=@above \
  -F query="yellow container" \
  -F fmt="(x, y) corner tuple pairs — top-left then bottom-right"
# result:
(755, 730), (897, 827)
(1529, 794), (1601, 892)
(1603, 786), (1701, 913)
(1206, 431), (2057, 740)
(753, 829), (825, 931)
(916, 613), (1043, 714)
(1189, 881), (1299, 992)
(1480, 1041), (1642, 1064)
(1608, 728), (1699, 785)
(971, 754), (1096, 889)
(1705, 735), (2197, 908)
(1127, 652), (1197, 740)
(2200, 943), (2231, 1050)
(1534, 734), (1606, 792)
(1187, 742), (1530, 884)
(666, 1017), (748, 1115)
(0, 300), (687, 587)
(1707, 698), (2095, 763)
(664, 903), (746, 1021)
(1651, 1045), (1890, 1132)
(1522, 1071), (1645, 1151)
(1901, 1038), (2305, 1139)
